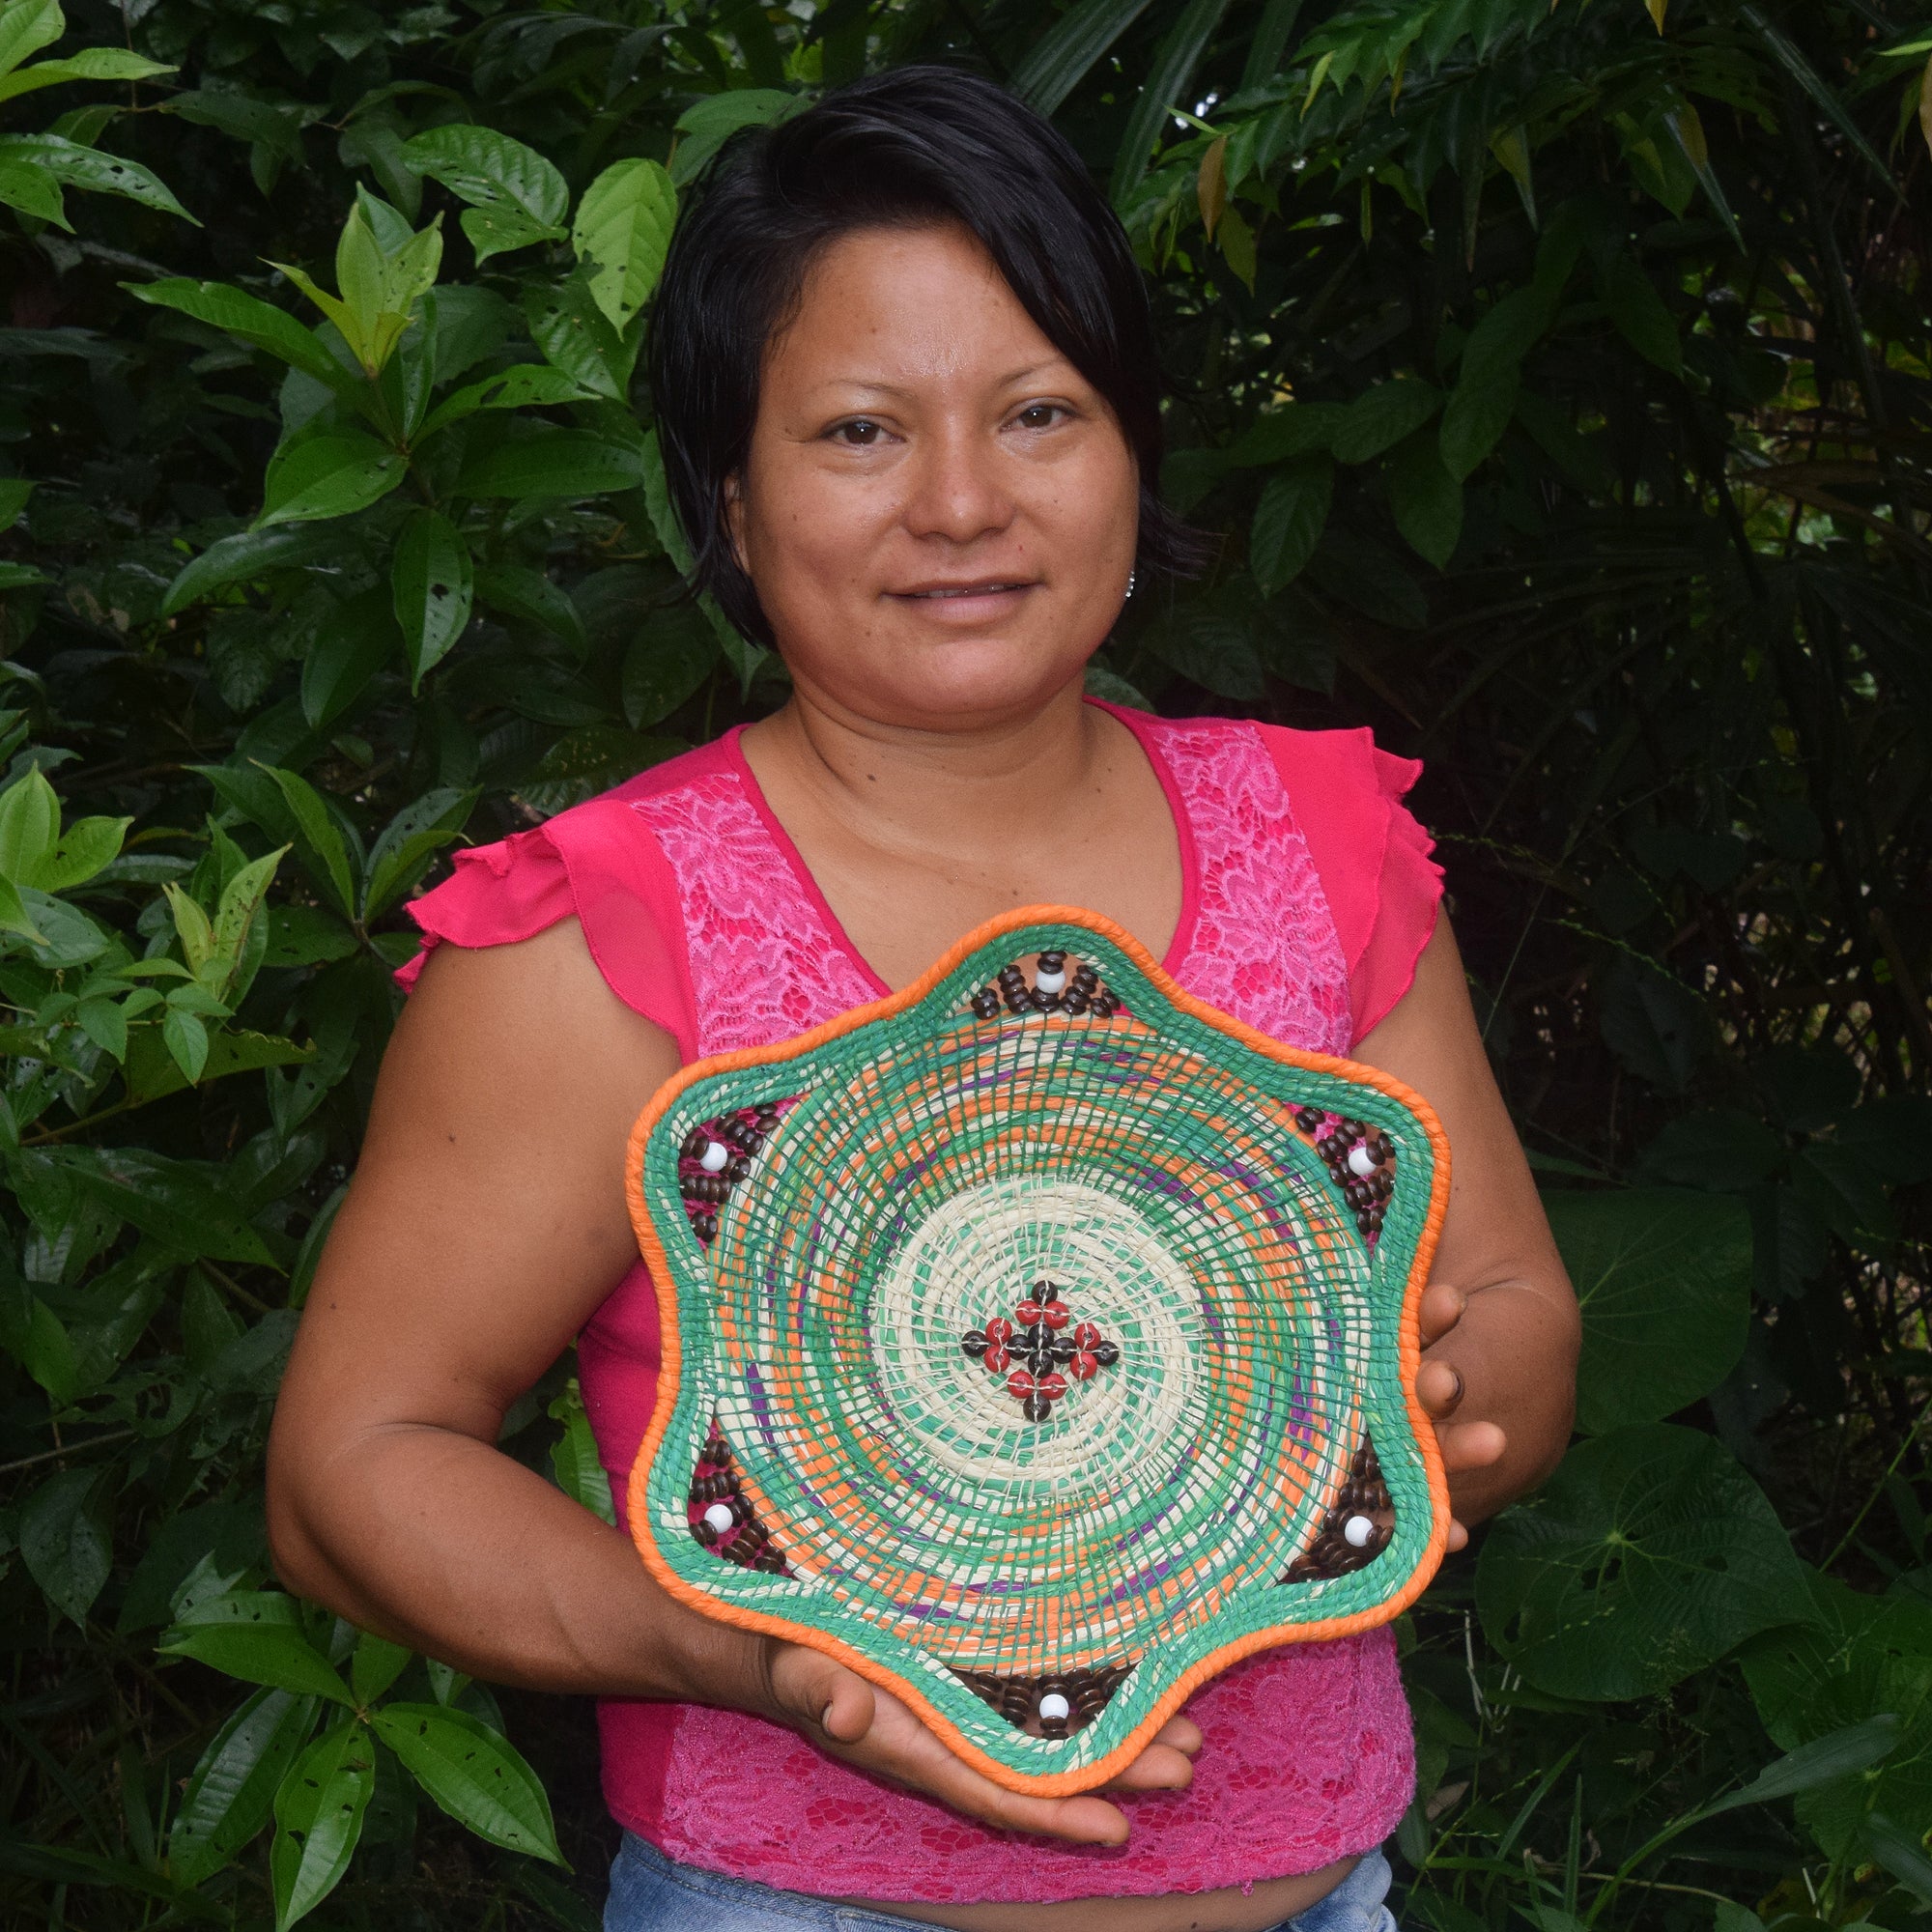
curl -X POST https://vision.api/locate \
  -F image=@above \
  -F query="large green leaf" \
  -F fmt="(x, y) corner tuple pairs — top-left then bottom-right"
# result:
(458, 426), (642, 500)
(161, 1593), (354, 1705)
(1, 133), (193, 221)
(1013, 0), (1157, 113)
(371, 1704), (565, 1863)
(258, 431), (405, 528)
(0, 0), (64, 81)
(170, 1689), (320, 1886)
(270, 1720), (375, 1931)
(402, 125), (566, 262)
(1332, 379), (1443, 465)
(1476, 1423), (1807, 1700)
(391, 509), (473, 689)
(1547, 1187), (1751, 1433)
(130, 280), (342, 383)
(20, 1465), (110, 1626)
(0, 45), (171, 105)
(1109, 0), (1234, 203)
(415, 362), (587, 440)
(572, 157), (676, 330)
(49, 1147), (276, 1265)
(1250, 457), (1333, 595)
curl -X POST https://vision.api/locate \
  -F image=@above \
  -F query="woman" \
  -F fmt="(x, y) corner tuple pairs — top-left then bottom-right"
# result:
(266, 66), (1578, 1932)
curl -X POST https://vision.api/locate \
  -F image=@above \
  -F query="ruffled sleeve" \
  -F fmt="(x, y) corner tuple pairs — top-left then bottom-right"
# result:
(397, 796), (699, 1062)
(1256, 724), (1444, 1045)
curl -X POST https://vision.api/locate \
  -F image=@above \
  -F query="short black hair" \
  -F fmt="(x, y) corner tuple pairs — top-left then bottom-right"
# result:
(647, 64), (1204, 648)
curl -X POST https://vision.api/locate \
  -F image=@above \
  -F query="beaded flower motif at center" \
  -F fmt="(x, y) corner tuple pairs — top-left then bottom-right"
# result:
(961, 1280), (1121, 1422)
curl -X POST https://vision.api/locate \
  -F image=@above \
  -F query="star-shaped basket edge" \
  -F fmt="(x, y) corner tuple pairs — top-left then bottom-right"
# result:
(623, 904), (1453, 1796)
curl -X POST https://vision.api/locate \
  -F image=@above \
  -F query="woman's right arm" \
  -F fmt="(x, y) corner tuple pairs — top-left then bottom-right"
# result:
(266, 922), (1193, 1840)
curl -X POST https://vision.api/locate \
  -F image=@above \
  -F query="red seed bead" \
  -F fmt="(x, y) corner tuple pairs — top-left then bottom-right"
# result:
(1067, 1350), (1098, 1380)
(982, 1345), (1010, 1373)
(1036, 1372), (1067, 1401)
(1041, 1302), (1070, 1330)
(1014, 1300), (1045, 1326)
(983, 1317), (1012, 1345)
(1071, 1322), (1101, 1350)
(1006, 1368), (1037, 1400)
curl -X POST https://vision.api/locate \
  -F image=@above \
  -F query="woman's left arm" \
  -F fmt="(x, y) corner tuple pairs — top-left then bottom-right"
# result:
(1353, 915), (1580, 1542)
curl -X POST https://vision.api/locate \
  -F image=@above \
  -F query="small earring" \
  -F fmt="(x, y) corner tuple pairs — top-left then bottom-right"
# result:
(1125, 570), (1137, 600)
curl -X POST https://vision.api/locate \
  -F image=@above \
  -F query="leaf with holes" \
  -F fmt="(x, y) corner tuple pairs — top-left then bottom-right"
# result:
(392, 510), (473, 689)
(573, 157), (676, 329)
(161, 1593), (354, 1704)
(170, 1689), (320, 1886)
(270, 1719), (375, 1930)
(1476, 1424), (1806, 1700)
(401, 125), (566, 263)
(371, 1703), (565, 1863)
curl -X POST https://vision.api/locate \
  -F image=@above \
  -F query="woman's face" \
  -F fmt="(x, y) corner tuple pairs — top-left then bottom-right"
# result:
(728, 223), (1141, 732)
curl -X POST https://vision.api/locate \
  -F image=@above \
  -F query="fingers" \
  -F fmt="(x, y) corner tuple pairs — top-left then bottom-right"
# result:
(762, 1641), (875, 1745)
(1102, 1742), (1196, 1792)
(1437, 1418), (1506, 1474)
(1417, 1283), (1468, 1348)
(1414, 1356), (1464, 1417)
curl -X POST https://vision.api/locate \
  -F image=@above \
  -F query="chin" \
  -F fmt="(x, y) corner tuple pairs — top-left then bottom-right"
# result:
(867, 641), (1086, 728)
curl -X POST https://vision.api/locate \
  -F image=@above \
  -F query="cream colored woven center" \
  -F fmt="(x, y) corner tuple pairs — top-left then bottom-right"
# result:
(870, 1176), (1208, 1501)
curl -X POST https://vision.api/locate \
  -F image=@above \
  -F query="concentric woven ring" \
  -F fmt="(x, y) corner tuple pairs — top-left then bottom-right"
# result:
(625, 906), (1451, 1794)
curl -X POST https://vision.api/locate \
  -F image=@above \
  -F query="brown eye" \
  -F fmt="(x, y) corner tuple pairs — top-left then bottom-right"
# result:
(1014, 404), (1064, 430)
(834, 418), (883, 445)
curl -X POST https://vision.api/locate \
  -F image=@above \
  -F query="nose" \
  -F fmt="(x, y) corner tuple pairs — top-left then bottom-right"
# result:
(900, 419), (1016, 546)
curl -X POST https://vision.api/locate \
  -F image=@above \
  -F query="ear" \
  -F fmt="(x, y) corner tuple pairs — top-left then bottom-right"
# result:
(723, 472), (750, 576)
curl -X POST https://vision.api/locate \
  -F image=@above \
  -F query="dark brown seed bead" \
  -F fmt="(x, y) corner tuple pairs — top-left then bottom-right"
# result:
(695, 1213), (717, 1240)
(961, 1330), (989, 1356)
(1093, 992), (1120, 1017)
(971, 988), (999, 1018)
(756, 1103), (781, 1122)
(1037, 951), (1066, 971)
(1093, 1340), (1120, 1367)
(728, 1155), (751, 1181)
(1023, 1394), (1052, 1422)
(693, 1520), (719, 1547)
(1061, 990), (1091, 1015)
(1294, 1107), (1322, 1132)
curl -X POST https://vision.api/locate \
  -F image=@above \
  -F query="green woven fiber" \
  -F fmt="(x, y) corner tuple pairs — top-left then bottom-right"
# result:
(631, 914), (1444, 1788)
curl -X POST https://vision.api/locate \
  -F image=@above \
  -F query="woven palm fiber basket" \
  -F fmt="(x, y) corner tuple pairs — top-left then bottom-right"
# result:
(625, 906), (1451, 1795)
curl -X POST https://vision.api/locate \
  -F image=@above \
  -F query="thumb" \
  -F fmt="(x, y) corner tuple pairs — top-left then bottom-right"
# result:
(763, 1640), (877, 1746)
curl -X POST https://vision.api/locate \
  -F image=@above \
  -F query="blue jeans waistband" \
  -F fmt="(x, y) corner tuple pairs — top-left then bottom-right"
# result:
(604, 1832), (1397, 1932)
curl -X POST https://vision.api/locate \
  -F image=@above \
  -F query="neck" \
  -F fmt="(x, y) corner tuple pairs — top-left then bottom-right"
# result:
(744, 676), (1109, 869)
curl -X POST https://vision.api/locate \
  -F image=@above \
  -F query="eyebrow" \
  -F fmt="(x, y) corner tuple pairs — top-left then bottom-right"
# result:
(805, 359), (1070, 402)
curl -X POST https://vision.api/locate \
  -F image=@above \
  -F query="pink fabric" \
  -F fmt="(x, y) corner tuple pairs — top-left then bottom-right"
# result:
(401, 705), (1444, 1904)
(1255, 724), (1442, 1042)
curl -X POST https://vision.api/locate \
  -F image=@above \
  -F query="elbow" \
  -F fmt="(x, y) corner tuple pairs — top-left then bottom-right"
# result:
(264, 1409), (334, 1605)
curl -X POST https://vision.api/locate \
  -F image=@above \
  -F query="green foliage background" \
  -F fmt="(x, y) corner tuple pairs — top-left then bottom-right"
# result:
(0, 0), (1929, 1925)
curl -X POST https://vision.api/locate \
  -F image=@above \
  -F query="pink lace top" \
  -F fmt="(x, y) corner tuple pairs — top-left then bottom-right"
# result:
(401, 702), (1443, 1904)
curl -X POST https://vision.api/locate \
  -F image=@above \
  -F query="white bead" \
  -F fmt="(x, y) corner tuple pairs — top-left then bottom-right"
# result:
(1035, 968), (1067, 994)
(1037, 1691), (1071, 1722)
(1347, 1145), (1378, 1179)
(698, 1140), (729, 1174)
(1343, 1514), (1376, 1548)
(702, 1502), (736, 1536)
